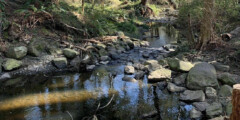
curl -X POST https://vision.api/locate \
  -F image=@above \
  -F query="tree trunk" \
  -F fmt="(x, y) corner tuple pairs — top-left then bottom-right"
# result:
(196, 0), (215, 50)
(230, 84), (240, 120)
(82, 0), (85, 14)
(141, 0), (148, 6)
(187, 14), (195, 45)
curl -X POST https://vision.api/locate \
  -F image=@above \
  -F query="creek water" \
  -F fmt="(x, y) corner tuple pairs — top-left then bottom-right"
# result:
(0, 25), (192, 120)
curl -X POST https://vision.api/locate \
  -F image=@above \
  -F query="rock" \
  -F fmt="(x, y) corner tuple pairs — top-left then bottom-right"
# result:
(28, 40), (46, 57)
(206, 103), (223, 118)
(158, 59), (168, 66)
(225, 102), (232, 116)
(124, 66), (135, 74)
(6, 46), (28, 59)
(140, 41), (150, 47)
(205, 87), (217, 98)
(211, 61), (230, 72)
(142, 52), (150, 58)
(100, 56), (110, 61)
(167, 82), (186, 92)
(218, 85), (233, 97)
(82, 55), (91, 64)
(100, 61), (109, 65)
(63, 48), (78, 59)
(2, 59), (22, 71)
(157, 81), (168, 90)
(190, 108), (202, 119)
(187, 62), (219, 90)
(156, 55), (164, 60)
(217, 73), (236, 86)
(173, 73), (187, 85)
(116, 31), (125, 38)
(193, 102), (209, 112)
(86, 65), (96, 71)
(167, 58), (194, 72)
(209, 116), (229, 120)
(122, 38), (134, 49)
(148, 68), (171, 82)
(133, 63), (145, 70)
(0, 73), (11, 80)
(52, 57), (68, 69)
(144, 60), (162, 71)
(179, 90), (205, 102)
(134, 71), (145, 80)
(96, 43), (106, 50)
(122, 76), (137, 82)
(109, 52), (119, 60)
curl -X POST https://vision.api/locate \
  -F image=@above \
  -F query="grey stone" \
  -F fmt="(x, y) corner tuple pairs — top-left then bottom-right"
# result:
(217, 73), (236, 86)
(179, 90), (205, 102)
(192, 102), (209, 112)
(211, 61), (230, 72)
(2, 59), (22, 71)
(218, 85), (233, 97)
(225, 102), (232, 116)
(142, 52), (150, 58)
(124, 66), (135, 74)
(173, 73), (187, 85)
(167, 82), (186, 92)
(52, 57), (67, 69)
(86, 65), (95, 71)
(187, 62), (219, 90)
(6, 46), (28, 59)
(100, 56), (110, 61)
(205, 87), (217, 98)
(206, 103), (223, 118)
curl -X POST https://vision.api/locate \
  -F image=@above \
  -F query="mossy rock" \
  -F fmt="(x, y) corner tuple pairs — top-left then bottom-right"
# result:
(52, 57), (68, 69)
(28, 39), (46, 57)
(167, 58), (194, 72)
(63, 48), (79, 59)
(2, 59), (22, 71)
(6, 46), (28, 59)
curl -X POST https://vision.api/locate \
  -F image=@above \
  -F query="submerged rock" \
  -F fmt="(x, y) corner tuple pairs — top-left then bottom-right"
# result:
(124, 66), (135, 74)
(63, 48), (79, 59)
(218, 85), (233, 97)
(148, 68), (171, 82)
(167, 82), (186, 92)
(122, 76), (137, 82)
(2, 59), (22, 71)
(186, 62), (219, 90)
(206, 103), (223, 118)
(6, 46), (28, 59)
(52, 57), (68, 69)
(179, 90), (205, 102)
(167, 58), (194, 72)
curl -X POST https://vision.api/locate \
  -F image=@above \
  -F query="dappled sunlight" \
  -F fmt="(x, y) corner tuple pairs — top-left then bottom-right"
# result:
(0, 89), (118, 111)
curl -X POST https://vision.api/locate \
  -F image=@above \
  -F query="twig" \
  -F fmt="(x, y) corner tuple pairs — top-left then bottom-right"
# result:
(99, 94), (115, 109)
(67, 111), (73, 120)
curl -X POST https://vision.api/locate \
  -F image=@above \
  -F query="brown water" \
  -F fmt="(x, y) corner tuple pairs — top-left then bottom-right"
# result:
(0, 25), (192, 120)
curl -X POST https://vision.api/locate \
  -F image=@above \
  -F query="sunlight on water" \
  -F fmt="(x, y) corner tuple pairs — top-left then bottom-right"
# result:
(0, 89), (118, 111)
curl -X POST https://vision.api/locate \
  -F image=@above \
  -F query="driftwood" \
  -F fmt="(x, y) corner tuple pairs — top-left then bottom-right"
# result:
(230, 84), (240, 120)
(60, 41), (97, 52)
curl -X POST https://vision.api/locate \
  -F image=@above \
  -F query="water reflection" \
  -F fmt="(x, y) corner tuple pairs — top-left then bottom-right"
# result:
(0, 65), (190, 120)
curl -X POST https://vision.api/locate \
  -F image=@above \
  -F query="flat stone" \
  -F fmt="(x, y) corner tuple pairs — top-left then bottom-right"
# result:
(148, 68), (171, 82)
(180, 90), (205, 102)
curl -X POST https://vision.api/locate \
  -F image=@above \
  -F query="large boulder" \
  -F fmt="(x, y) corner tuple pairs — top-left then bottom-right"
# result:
(167, 82), (186, 92)
(167, 58), (194, 72)
(218, 85), (233, 97)
(179, 90), (205, 102)
(217, 73), (236, 86)
(206, 103), (223, 118)
(6, 46), (28, 59)
(2, 59), (22, 71)
(186, 62), (219, 90)
(124, 66), (135, 74)
(63, 48), (79, 59)
(52, 57), (68, 69)
(148, 68), (171, 82)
